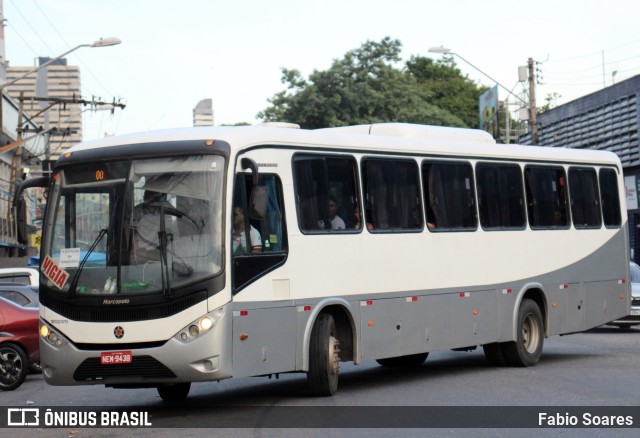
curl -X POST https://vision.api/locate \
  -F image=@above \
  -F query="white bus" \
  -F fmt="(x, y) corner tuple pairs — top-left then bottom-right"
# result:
(26, 123), (630, 401)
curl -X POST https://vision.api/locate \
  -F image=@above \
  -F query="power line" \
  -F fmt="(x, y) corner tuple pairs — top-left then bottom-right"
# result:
(5, 2), (84, 102)
(543, 53), (640, 76)
(30, 0), (114, 98)
(544, 38), (640, 64)
(7, 0), (113, 102)
(4, 22), (40, 59)
(7, 0), (54, 53)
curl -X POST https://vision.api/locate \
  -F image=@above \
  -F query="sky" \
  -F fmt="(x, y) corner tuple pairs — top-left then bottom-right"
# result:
(3, 0), (640, 141)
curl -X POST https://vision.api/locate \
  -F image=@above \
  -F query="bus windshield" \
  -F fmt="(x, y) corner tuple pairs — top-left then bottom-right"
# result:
(41, 155), (224, 296)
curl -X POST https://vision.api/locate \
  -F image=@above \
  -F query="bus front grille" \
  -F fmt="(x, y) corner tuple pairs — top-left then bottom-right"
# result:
(73, 356), (176, 381)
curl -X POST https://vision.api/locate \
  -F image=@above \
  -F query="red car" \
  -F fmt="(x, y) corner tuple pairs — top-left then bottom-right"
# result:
(0, 296), (39, 390)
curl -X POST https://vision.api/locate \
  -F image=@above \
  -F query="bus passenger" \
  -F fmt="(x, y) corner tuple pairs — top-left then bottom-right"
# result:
(353, 205), (362, 229)
(233, 206), (263, 255)
(319, 195), (345, 230)
(353, 204), (374, 230)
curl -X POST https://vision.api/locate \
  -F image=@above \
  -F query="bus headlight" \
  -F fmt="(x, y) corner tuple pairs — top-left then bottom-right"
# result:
(177, 312), (219, 343)
(40, 323), (67, 348)
(199, 316), (213, 331)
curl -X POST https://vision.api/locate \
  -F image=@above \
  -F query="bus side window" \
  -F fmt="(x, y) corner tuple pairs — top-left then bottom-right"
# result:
(232, 172), (288, 293)
(233, 174), (287, 255)
(422, 161), (477, 231)
(362, 158), (422, 231)
(476, 163), (525, 230)
(599, 168), (621, 228)
(293, 154), (358, 233)
(524, 166), (569, 229)
(569, 167), (602, 229)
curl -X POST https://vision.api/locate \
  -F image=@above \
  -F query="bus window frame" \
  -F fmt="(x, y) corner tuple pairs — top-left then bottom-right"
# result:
(231, 171), (289, 294)
(523, 164), (571, 231)
(420, 158), (479, 233)
(291, 152), (362, 235)
(568, 166), (603, 230)
(475, 161), (527, 232)
(360, 156), (424, 234)
(598, 167), (622, 229)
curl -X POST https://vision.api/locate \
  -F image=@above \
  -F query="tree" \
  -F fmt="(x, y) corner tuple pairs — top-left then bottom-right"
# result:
(539, 92), (562, 113)
(258, 38), (466, 129)
(405, 56), (487, 128)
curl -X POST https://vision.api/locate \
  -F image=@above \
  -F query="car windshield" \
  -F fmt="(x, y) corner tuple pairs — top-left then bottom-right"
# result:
(41, 155), (224, 296)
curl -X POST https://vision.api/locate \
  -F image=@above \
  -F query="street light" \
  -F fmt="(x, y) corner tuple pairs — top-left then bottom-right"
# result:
(428, 46), (526, 105)
(0, 37), (121, 91)
(2, 37), (121, 255)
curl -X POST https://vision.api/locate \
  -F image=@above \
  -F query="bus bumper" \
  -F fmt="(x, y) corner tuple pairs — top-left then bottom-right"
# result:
(39, 304), (233, 386)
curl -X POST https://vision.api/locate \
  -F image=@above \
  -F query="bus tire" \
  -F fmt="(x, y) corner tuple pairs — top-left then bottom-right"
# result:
(307, 313), (340, 396)
(0, 343), (28, 391)
(157, 382), (191, 401)
(503, 299), (544, 367)
(376, 353), (428, 367)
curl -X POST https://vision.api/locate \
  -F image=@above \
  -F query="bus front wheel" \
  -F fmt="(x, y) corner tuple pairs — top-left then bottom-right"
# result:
(157, 382), (191, 401)
(503, 298), (544, 367)
(307, 313), (340, 396)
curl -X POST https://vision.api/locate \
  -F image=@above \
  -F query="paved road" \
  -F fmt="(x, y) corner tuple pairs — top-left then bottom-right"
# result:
(3, 325), (640, 437)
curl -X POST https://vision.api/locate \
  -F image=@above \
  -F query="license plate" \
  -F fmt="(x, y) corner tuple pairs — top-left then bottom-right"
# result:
(631, 309), (640, 316)
(100, 351), (133, 365)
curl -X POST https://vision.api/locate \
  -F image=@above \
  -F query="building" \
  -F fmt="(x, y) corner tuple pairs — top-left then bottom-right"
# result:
(6, 57), (82, 160)
(193, 98), (214, 127)
(0, 94), (41, 257)
(521, 74), (640, 262)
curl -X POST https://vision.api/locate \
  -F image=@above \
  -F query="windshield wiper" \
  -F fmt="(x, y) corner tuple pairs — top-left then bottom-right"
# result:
(68, 228), (108, 298)
(157, 206), (172, 298)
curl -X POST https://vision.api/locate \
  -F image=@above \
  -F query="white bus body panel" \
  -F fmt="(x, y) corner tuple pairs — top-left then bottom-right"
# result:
(43, 124), (629, 384)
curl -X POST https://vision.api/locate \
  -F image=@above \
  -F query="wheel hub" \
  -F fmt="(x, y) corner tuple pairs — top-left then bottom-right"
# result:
(522, 313), (540, 353)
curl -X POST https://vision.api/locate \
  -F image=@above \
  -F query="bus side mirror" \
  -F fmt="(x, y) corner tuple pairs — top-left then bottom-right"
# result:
(249, 185), (268, 220)
(13, 176), (49, 208)
(13, 176), (49, 252)
(241, 157), (268, 220)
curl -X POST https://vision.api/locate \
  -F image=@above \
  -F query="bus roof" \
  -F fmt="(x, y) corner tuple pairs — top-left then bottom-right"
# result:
(68, 123), (621, 167)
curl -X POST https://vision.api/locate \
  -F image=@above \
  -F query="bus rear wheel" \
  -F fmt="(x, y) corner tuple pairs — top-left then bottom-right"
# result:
(157, 382), (191, 401)
(307, 313), (340, 396)
(503, 298), (544, 367)
(376, 352), (429, 367)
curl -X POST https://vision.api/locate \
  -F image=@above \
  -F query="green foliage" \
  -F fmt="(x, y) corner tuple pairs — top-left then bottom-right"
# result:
(539, 92), (562, 113)
(258, 37), (471, 129)
(220, 122), (252, 126)
(405, 55), (487, 128)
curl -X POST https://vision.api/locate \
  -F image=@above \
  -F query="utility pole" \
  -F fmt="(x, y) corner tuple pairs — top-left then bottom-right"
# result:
(528, 57), (538, 145)
(7, 95), (126, 254)
(7, 91), (26, 252)
(14, 95), (125, 159)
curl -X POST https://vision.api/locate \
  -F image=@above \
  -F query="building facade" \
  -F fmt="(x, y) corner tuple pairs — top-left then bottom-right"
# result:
(521, 74), (640, 262)
(193, 98), (214, 127)
(6, 57), (82, 160)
